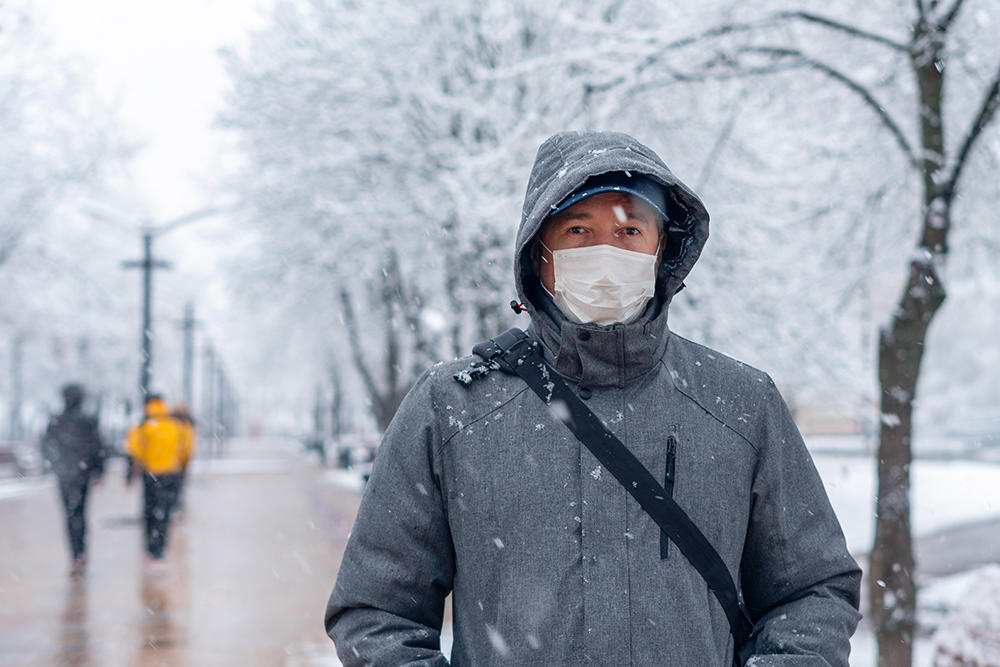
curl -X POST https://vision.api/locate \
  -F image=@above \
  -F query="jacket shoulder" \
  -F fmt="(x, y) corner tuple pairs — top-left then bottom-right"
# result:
(401, 356), (530, 445)
(664, 334), (780, 451)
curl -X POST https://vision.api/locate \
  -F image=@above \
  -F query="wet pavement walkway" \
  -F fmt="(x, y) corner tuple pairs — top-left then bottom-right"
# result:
(0, 437), (360, 667)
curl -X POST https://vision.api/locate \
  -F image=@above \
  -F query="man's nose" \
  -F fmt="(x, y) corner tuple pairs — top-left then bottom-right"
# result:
(590, 229), (622, 247)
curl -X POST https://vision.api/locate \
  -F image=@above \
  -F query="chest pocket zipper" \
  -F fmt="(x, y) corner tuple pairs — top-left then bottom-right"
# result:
(660, 435), (678, 560)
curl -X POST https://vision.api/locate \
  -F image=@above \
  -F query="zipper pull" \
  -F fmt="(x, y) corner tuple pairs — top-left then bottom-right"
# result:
(661, 435), (678, 560)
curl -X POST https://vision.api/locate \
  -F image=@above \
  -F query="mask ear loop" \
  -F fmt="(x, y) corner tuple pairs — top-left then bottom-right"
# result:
(537, 240), (557, 298)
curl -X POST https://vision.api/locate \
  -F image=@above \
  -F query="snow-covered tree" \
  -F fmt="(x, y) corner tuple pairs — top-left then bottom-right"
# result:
(219, 0), (717, 427)
(0, 4), (132, 441)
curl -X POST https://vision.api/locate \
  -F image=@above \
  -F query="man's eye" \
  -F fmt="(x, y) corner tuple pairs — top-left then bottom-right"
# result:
(567, 226), (586, 234)
(620, 227), (641, 236)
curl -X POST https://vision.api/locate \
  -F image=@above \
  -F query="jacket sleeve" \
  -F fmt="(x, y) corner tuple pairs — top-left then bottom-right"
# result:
(87, 416), (107, 478)
(740, 378), (862, 667)
(325, 371), (454, 666)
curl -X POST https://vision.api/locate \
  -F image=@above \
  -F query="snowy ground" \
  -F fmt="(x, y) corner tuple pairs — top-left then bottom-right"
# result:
(810, 435), (1000, 666)
(0, 475), (48, 501)
(813, 449), (1000, 556)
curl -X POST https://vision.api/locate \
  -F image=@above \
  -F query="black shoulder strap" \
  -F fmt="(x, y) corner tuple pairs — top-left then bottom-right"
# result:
(472, 328), (753, 654)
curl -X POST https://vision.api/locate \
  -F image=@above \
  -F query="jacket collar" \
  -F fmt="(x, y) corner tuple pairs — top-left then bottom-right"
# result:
(527, 291), (671, 388)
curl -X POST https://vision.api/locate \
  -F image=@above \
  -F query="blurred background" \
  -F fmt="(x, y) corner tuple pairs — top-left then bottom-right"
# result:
(1, 1), (998, 665)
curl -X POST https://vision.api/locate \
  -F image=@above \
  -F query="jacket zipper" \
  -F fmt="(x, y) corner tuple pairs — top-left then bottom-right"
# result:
(661, 435), (677, 560)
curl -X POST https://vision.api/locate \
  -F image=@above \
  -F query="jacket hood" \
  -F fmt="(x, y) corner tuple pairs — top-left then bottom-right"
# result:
(144, 398), (170, 418)
(515, 130), (709, 317)
(512, 131), (710, 386)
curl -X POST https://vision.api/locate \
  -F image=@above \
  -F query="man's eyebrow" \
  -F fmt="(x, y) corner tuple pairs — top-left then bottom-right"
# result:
(554, 211), (593, 222)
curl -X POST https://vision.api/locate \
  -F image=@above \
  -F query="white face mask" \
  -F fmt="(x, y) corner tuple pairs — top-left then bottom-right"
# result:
(544, 243), (658, 326)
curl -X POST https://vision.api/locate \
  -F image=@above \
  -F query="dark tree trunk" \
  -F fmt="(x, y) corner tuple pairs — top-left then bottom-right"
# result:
(870, 17), (950, 665)
(340, 248), (433, 434)
(329, 363), (343, 438)
(442, 212), (465, 359)
(871, 252), (945, 666)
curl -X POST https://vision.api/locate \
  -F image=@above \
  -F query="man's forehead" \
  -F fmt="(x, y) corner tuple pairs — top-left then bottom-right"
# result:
(549, 192), (660, 223)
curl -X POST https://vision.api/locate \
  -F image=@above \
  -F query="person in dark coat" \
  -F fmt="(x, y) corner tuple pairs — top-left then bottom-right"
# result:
(326, 131), (861, 665)
(41, 383), (107, 576)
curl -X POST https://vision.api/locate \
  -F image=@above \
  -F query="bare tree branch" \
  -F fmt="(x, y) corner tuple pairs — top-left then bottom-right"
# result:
(615, 55), (804, 103)
(916, 0), (929, 23)
(0, 185), (49, 267)
(629, 19), (780, 79)
(938, 0), (966, 30)
(695, 91), (744, 192)
(774, 11), (909, 52)
(739, 46), (921, 169)
(380, 262), (400, 398)
(339, 287), (384, 417)
(948, 58), (1000, 192)
(481, 16), (789, 86)
(385, 247), (438, 376)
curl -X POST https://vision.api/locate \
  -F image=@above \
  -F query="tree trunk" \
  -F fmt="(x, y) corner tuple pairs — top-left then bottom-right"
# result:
(442, 212), (464, 359)
(340, 252), (426, 434)
(329, 363), (343, 438)
(870, 18), (950, 665)
(871, 252), (945, 666)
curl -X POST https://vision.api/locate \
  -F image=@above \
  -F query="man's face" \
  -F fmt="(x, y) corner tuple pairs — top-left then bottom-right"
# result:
(537, 192), (661, 293)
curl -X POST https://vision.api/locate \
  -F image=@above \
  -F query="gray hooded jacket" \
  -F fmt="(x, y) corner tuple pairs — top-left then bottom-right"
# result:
(326, 131), (861, 666)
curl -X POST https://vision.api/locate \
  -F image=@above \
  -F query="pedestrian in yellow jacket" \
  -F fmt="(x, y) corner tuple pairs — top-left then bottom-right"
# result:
(126, 395), (191, 571)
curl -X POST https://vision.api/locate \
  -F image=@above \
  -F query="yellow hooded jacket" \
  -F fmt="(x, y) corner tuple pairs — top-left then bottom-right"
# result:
(126, 398), (193, 475)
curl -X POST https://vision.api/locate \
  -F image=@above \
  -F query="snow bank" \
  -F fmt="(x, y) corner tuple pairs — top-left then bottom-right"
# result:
(812, 452), (1000, 554)
(929, 564), (1000, 666)
(0, 475), (50, 500)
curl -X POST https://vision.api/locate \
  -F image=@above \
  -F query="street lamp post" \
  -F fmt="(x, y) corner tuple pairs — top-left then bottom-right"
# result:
(122, 232), (171, 402)
(86, 204), (223, 407)
(181, 302), (198, 408)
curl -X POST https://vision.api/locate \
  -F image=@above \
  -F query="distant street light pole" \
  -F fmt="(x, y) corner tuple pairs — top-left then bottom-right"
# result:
(203, 343), (217, 455)
(180, 302), (198, 408)
(122, 232), (171, 402)
(86, 204), (223, 406)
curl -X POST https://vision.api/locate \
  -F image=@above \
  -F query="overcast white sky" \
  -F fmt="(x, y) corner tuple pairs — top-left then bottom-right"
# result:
(33, 0), (271, 221)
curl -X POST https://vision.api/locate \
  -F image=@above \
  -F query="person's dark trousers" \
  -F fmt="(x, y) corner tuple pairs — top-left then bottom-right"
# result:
(174, 469), (187, 512)
(142, 472), (181, 559)
(57, 476), (89, 560)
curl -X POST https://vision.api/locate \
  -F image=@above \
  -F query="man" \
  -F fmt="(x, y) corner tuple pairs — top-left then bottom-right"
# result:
(326, 131), (861, 665)
(41, 383), (106, 577)
(126, 394), (193, 572)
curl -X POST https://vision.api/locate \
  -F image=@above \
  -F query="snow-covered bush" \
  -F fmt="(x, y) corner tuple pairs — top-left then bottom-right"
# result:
(931, 564), (1000, 666)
